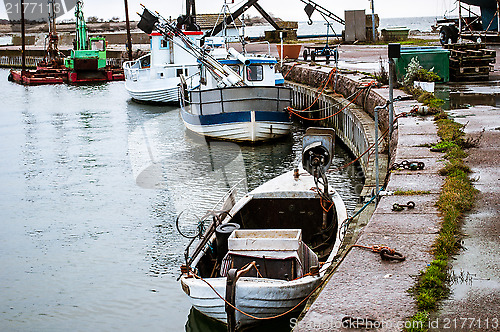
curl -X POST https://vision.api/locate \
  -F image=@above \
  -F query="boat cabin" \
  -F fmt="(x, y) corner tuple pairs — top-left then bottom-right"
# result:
(124, 32), (202, 83)
(200, 37), (281, 89)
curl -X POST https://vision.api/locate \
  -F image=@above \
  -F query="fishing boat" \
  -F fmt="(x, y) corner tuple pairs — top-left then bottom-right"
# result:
(178, 128), (347, 330)
(122, 32), (202, 104)
(137, 6), (292, 143)
(179, 37), (292, 142)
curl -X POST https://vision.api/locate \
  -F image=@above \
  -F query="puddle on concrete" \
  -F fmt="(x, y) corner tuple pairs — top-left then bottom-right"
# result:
(435, 81), (500, 110)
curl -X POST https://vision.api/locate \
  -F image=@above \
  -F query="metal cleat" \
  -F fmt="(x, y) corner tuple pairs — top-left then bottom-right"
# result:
(392, 201), (416, 211)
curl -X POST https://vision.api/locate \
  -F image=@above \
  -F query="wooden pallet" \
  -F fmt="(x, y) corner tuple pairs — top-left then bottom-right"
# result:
(444, 43), (496, 81)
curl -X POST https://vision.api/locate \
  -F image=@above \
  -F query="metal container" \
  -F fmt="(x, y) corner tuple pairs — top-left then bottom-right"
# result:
(395, 47), (450, 83)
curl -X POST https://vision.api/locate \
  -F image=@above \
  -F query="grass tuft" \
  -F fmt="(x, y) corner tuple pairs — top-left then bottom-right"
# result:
(405, 311), (429, 332)
(393, 190), (431, 196)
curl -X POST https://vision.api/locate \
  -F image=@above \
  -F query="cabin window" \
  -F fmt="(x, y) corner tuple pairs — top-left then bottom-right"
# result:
(161, 38), (169, 49)
(229, 65), (240, 76)
(91, 39), (105, 51)
(140, 56), (150, 69)
(176, 68), (188, 77)
(246, 65), (263, 81)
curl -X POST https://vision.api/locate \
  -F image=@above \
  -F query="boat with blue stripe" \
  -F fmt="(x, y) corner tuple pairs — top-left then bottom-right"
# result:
(180, 37), (292, 143)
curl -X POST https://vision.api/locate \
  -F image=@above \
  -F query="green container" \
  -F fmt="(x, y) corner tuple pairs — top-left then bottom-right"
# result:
(395, 47), (450, 83)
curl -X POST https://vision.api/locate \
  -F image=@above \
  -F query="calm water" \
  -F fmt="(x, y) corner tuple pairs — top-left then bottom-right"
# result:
(0, 68), (362, 331)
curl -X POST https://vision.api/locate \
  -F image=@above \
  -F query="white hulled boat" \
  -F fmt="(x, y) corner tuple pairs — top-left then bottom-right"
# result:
(137, 5), (292, 142)
(178, 128), (347, 330)
(123, 32), (202, 104)
(180, 37), (292, 142)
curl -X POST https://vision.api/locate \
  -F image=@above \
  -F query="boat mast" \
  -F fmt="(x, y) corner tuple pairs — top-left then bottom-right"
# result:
(47, 0), (59, 61)
(21, 0), (26, 76)
(124, 0), (133, 61)
(137, 6), (244, 87)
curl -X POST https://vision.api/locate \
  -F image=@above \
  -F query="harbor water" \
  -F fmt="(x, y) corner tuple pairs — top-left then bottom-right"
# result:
(0, 68), (363, 331)
(245, 16), (439, 38)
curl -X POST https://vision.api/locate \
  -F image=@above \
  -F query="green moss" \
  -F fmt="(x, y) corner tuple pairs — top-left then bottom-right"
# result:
(430, 140), (458, 152)
(434, 112), (448, 120)
(394, 190), (431, 196)
(445, 146), (467, 160)
(408, 113), (478, 325)
(405, 311), (429, 332)
(402, 86), (444, 111)
(439, 159), (471, 176)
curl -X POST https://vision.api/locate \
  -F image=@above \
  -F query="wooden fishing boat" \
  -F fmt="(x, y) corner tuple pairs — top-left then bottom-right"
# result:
(179, 128), (347, 330)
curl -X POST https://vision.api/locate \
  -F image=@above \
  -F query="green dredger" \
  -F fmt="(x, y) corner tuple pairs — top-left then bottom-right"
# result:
(64, 0), (107, 71)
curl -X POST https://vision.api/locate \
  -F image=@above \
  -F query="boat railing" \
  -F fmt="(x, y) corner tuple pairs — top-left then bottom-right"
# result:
(185, 71), (201, 89)
(183, 178), (247, 269)
(122, 59), (141, 70)
(190, 85), (292, 114)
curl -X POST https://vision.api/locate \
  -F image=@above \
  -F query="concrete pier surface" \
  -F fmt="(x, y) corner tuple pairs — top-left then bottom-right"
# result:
(289, 45), (500, 330)
(434, 105), (500, 331)
(294, 84), (445, 332)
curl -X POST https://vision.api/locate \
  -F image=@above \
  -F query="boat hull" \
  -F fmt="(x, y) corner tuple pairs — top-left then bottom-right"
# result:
(125, 78), (181, 104)
(180, 168), (348, 329)
(181, 275), (320, 326)
(180, 86), (292, 142)
(181, 108), (291, 142)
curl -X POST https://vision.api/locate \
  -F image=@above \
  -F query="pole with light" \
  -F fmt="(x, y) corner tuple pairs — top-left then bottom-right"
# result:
(388, 43), (401, 159)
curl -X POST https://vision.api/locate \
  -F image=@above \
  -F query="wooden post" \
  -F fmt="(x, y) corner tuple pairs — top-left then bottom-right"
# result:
(124, 0), (133, 61)
(21, 0), (26, 78)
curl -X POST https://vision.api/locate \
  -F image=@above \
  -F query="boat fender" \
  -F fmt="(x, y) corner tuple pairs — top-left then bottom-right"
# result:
(225, 269), (238, 332)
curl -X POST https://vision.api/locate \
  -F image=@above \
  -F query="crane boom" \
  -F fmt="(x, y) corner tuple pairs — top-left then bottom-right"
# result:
(300, 0), (345, 25)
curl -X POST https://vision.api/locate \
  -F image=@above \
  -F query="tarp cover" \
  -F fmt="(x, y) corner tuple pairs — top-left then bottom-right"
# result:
(137, 9), (159, 35)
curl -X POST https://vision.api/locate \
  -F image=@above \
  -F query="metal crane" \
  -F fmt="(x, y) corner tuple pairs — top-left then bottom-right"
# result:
(300, 0), (345, 25)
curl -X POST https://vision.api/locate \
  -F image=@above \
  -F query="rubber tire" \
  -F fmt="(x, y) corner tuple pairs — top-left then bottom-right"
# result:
(310, 52), (316, 62)
(450, 25), (459, 44)
(303, 49), (308, 61)
(440, 26), (452, 45)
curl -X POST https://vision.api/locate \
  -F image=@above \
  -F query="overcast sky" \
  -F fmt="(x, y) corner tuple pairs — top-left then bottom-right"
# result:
(1, 0), (458, 21)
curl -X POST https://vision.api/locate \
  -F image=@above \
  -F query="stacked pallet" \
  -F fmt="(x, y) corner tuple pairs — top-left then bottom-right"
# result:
(444, 43), (496, 81)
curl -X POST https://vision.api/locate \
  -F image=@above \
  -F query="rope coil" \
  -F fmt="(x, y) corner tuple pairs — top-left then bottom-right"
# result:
(352, 244), (406, 261)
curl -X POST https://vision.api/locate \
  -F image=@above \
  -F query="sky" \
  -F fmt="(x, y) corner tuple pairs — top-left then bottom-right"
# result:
(0, 0), (458, 22)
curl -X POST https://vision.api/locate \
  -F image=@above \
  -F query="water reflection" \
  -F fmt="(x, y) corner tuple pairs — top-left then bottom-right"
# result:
(186, 307), (295, 332)
(0, 67), (364, 331)
(435, 81), (500, 109)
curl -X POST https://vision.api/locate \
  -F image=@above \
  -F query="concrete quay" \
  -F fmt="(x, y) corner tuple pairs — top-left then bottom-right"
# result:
(283, 45), (499, 331)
